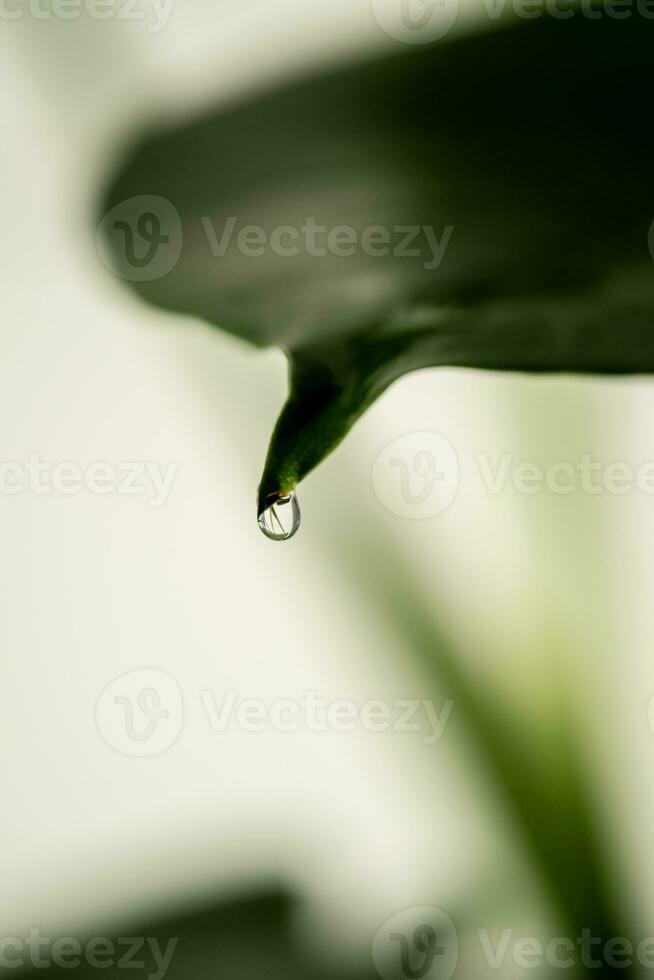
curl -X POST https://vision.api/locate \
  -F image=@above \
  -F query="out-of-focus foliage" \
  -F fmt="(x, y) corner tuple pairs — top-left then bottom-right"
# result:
(16, 891), (376, 980)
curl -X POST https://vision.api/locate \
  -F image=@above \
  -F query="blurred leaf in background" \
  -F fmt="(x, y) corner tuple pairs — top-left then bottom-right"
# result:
(15, 890), (375, 980)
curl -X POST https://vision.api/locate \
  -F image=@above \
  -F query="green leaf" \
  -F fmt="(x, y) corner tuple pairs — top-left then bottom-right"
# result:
(98, 14), (654, 509)
(343, 532), (634, 977)
(17, 889), (377, 980)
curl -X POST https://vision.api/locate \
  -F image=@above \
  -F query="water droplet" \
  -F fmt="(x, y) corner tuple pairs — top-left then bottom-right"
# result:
(257, 492), (301, 541)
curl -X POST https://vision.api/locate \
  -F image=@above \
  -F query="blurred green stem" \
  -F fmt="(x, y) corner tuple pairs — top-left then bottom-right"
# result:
(344, 537), (634, 979)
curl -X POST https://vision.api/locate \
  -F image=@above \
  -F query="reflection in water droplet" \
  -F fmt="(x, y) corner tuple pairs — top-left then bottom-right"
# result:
(257, 492), (301, 541)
